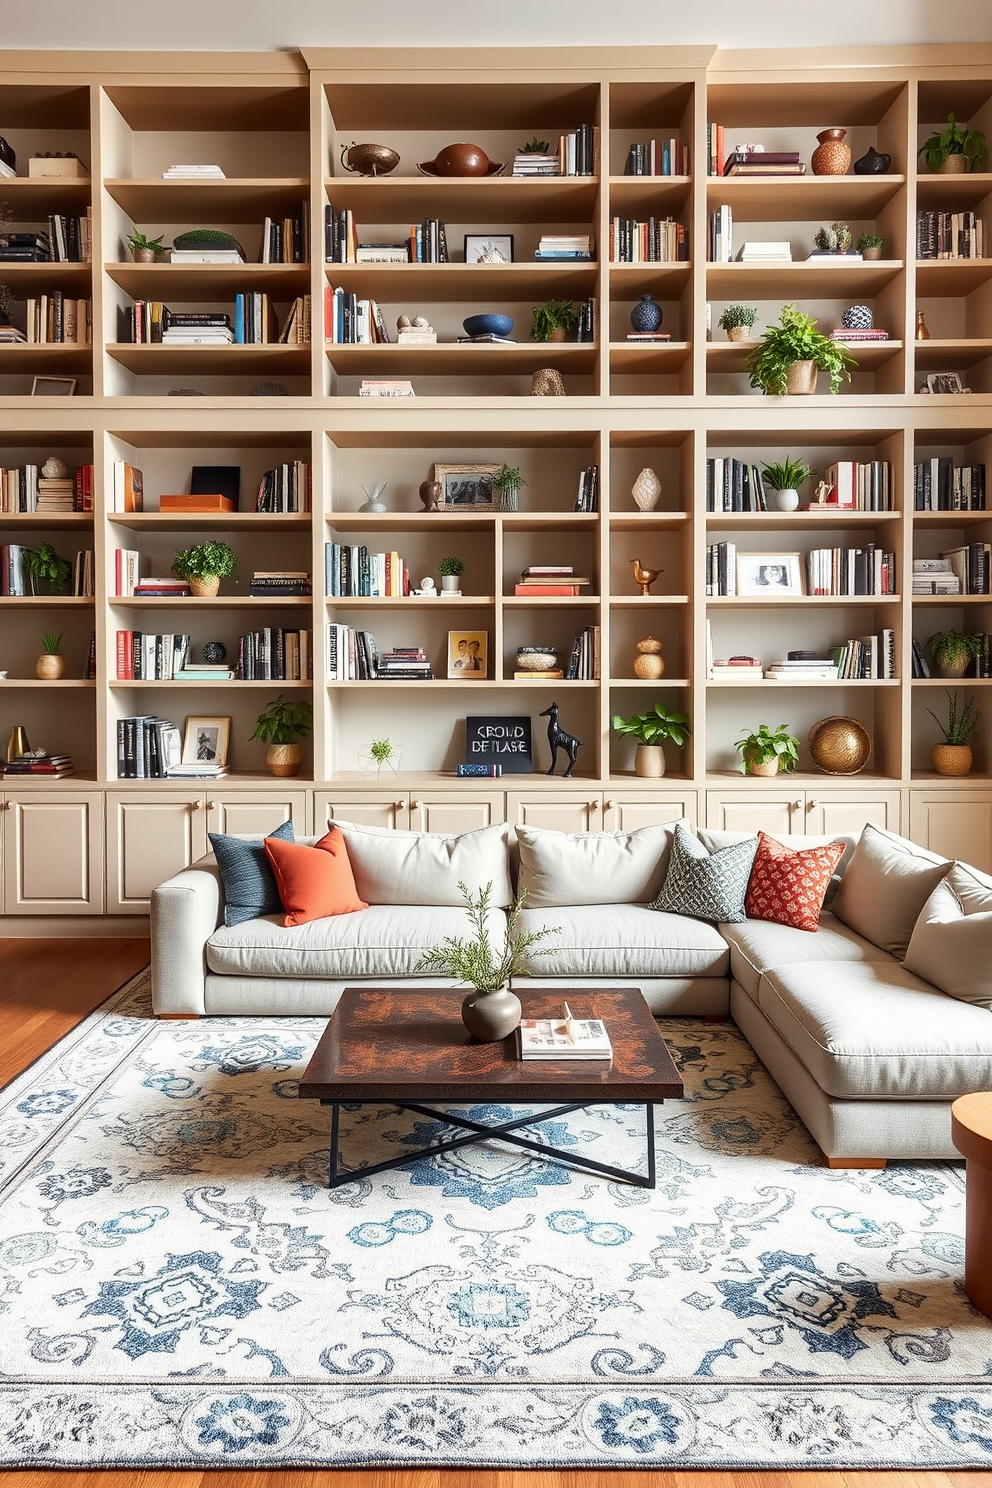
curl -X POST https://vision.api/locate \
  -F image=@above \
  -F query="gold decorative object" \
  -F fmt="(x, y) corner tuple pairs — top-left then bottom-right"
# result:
(786, 359), (817, 394)
(6, 724), (29, 761)
(266, 743), (302, 777)
(530, 367), (566, 396)
(631, 558), (661, 596)
(807, 716), (872, 775)
(633, 636), (665, 679)
(36, 653), (64, 679)
(632, 467), (662, 511)
(915, 310), (931, 340)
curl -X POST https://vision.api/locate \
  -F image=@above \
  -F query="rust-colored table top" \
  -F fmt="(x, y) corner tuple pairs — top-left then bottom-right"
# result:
(298, 987), (683, 1106)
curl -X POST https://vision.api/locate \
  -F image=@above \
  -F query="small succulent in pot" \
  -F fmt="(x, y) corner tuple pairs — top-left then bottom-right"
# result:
(718, 303), (758, 341)
(126, 228), (167, 261)
(735, 722), (801, 776)
(438, 554), (464, 592)
(519, 136), (551, 154)
(857, 232), (885, 258)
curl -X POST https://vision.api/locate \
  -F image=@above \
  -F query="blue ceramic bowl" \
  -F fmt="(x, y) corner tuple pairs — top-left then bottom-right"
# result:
(463, 313), (514, 338)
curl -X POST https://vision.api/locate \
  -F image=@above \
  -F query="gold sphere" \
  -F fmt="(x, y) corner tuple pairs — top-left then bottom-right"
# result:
(807, 716), (872, 774)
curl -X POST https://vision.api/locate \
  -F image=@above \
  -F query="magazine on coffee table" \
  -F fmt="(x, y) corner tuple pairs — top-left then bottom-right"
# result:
(517, 1002), (613, 1061)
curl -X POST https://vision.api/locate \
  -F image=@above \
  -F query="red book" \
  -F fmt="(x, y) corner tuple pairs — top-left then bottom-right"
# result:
(116, 629), (133, 680)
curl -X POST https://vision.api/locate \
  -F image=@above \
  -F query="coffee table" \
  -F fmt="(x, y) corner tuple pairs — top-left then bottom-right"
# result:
(298, 986), (683, 1190)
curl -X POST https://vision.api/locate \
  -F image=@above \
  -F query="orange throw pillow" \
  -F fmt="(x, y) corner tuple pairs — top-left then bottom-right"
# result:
(264, 827), (369, 927)
(745, 830), (845, 933)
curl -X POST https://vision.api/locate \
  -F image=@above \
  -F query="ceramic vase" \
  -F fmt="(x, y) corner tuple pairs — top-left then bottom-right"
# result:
(632, 467), (662, 510)
(6, 724), (30, 761)
(932, 743), (972, 776)
(189, 575), (221, 597)
(266, 743), (301, 777)
(633, 636), (665, 679)
(811, 127), (851, 175)
(773, 487), (800, 512)
(786, 360), (817, 395)
(915, 311), (930, 340)
(630, 294), (663, 333)
(853, 145), (892, 174)
(36, 654), (64, 679)
(461, 986), (521, 1041)
(419, 479), (442, 511)
(634, 743), (666, 778)
(440, 574), (461, 593)
(495, 485), (519, 512)
(359, 482), (388, 512)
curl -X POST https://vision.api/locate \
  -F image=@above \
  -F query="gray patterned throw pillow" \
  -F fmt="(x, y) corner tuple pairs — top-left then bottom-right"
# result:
(650, 823), (757, 923)
(209, 820), (296, 926)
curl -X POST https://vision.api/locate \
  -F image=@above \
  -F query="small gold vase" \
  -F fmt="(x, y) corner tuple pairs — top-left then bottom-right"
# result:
(6, 724), (30, 762)
(36, 653), (65, 680)
(266, 743), (302, 777)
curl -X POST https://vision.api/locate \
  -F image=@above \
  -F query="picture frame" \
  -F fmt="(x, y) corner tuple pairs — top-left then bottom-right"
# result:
(925, 372), (965, 395)
(433, 462), (499, 511)
(736, 552), (803, 597)
(30, 375), (77, 396)
(464, 233), (514, 264)
(181, 715), (231, 765)
(447, 629), (489, 679)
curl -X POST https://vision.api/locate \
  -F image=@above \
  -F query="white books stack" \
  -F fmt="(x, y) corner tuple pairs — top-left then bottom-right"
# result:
(162, 326), (235, 344)
(162, 164), (226, 179)
(912, 558), (960, 595)
(710, 658), (763, 679)
(764, 658), (841, 680)
(806, 251), (864, 263)
(512, 152), (560, 176)
(170, 248), (244, 264)
(535, 234), (593, 260)
(517, 1004), (612, 1061)
(737, 241), (792, 261)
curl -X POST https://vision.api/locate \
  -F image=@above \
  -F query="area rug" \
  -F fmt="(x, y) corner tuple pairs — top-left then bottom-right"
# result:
(2, 972), (992, 1469)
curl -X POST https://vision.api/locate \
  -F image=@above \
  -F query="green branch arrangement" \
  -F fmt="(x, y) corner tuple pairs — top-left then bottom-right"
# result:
(416, 880), (556, 995)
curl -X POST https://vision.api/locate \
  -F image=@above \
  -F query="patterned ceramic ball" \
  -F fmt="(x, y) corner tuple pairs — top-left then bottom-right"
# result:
(841, 304), (873, 331)
(201, 642), (227, 664)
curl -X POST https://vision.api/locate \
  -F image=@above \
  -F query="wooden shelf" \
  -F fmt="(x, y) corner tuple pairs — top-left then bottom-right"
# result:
(706, 259), (903, 298)
(0, 262), (91, 292)
(327, 595), (496, 608)
(609, 340), (691, 372)
(109, 679), (312, 688)
(0, 678), (95, 687)
(325, 341), (598, 376)
(110, 512), (311, 531)
(607, 262), (692, 296)
(708, 594), (901, 608)
(323, 260), (598, 298)
(0, 177), (92, 213)
(324, 174), (599, 222)
(707, 339), (903, 372)
(108, 595), (312, 609)
(106, 343), (310, 375)
(106, 263), (311, 297)
(0, 344), (91, 372)
(913, 338), (992, 370)
(608, 175), (692, 212)
(0, 513), (93, 529)
(103, 178), (311, 218)
(0, 596), (93, 608)
(706, 509), (900, 528)
(915, 259), (992, 294)
(705, 173), (905, 216)
(916, 171), (992, 210)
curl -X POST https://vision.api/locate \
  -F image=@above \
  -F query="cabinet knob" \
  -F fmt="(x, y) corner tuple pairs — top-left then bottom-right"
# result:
(794, 800), (803, 810)
(808, 799), (818, 809)
(589, 800), (599, 811)
(207, 801), (217, 811)
(411, 799), (421, 809)
(604, 799), (615, 810)
(190, 800), (203, 811)
(394, 800), (405, 810)
(0, 800), (10, 810)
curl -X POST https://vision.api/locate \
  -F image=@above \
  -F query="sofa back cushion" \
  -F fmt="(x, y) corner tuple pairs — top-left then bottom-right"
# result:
(904, 861), (992, 1008)
(331, 820), (513, 906)
(650, 822), (755, 922)
(831, 823), (950, 959)
(516, 819), (685, 907)
(209, 819), (295, 926)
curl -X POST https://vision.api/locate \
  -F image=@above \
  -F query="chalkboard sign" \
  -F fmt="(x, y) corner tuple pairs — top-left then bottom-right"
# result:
(465, 715), (532, 774)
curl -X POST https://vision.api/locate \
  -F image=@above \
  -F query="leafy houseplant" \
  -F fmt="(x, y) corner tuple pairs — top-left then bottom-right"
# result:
(127, 229), (166, 262)
(493, 463), (526, 512)
(250, 695), (313, 776)
(746, 302), (856, 396)
(519, 136), (551, 154)
(611, 702), (691, 779)
(36, 631), (64, 680)
(813, 221), (853, 253)
(919, 114), (988, 174)
(718, 303), (758, 341)
(761, 455), (812, 512)
(438, 554), (464, 592)
(171, 540), (237, 597)
(530, 297), (578, 343)
(735, 722), (801, 776)
(857, 232), (885, 259)
(27, 540), (71, 594)
(929, 689), (979, 776)
(416, 880), (556, 1040)
(928, 628), (982, 678)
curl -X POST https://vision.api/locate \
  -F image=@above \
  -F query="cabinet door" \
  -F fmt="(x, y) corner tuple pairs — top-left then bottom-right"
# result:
(106, 793), (209, 913)
(910, 791), (992, 874)
(410, 793), (504, 834)
(2, 792), (104, 914)
(506, 793), (603, 833)
(805, 790), (901, 839)
(321, 793), (409, 830)
(208, 791), (309, 838)
(603, 792), (697, 832)
(705, 790), (804, 835)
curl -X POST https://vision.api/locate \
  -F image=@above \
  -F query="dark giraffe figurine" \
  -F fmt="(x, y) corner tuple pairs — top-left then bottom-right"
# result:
(539, 701), (581, 778)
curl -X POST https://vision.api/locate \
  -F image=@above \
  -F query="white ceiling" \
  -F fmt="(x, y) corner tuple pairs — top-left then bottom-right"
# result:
(4, 0), (992, 51)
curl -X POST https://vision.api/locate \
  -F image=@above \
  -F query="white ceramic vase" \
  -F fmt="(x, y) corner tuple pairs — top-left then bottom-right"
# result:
(632, 467), (662, 511)
(774, 487), (800, 511)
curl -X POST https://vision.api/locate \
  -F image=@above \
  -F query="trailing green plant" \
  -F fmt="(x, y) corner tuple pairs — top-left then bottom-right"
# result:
(746, 302), (856, 396)
(718, 303), (758, 332)
(857, 232), (885, 251)
(734, 722), (801, 774)
(530, 297), (578, 341)
(27, 540), (71, 593)
(250, 695), (313, 745)
(126, 228), (166, 254)
(415, 879), (556, 994)
(438, 555), (464, 576)
(171, 540), (238, 581)
(494, 463), (526, 490)
(919, 114), (988, 172)
(927, 629), (983, 672)
(611, 701), (691, 749)
(928, 688), (980, 744)
(40, 631), (63, 655)
(519, 136), (551, 154)
(814, 221), (852, 252)
(761, 455), (812, 491)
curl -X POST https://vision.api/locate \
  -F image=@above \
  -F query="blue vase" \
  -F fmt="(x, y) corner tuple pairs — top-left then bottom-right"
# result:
(630, 294), (663, 333)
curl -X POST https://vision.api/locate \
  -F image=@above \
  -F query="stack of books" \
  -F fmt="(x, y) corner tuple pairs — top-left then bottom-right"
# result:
(3, 751), (74, 779)
(0, 466), (39, 512)
(710, 656), (763, 679)
(376, 647), (434, 679)
(764, 658), (840, 680)
(913, 458), (986, 511)
(806, 544), (896, 596)
(823, 460), (893, 512)
(557, 125), (597, 176)
(249, 570), (312, 596)
(324, 204), (357, 262)
(174, 659), (235, 682)
(354, 242), (409, 263)
(259, 205), (309, 264)
(408, 219), (449, 263)
(169, 242), (244, 264)
(256, 460), (311, 513)
(133, 576), (190, 597)
(0, 230), (50, 262)
(610, 216), (687, 263)
(942, 542), (991, 594)
(162, 163), (225, 179)
(0, 324), (26, 343)
(708, 206), (733, 262)
(161, 312), (234, 345)
(535, 233), (593, 261)
(511, 150), (560, 177)
(706, 541), (737, 595)
(831, 326), (890, 342)
(518, 1004), (612, 1060)
(234, 293), (278, 343)
(324, 287), (389, 344)
(236, 627), (311, 680)
(830, 627), (896, 679)
(564, 624), (600, 678)
(359, 380), (415, 398)
(514, 565), (591, 596)
(327, 623), (378, 680)
(917, 209), (983, 260)
(736, 241), (792, 262)
(115, 631), (191, 679)
(724, 149), (804, 176)
(912, 558), (960, 595)
(35, 472), (75, 512)
(807, 249), (863, 263)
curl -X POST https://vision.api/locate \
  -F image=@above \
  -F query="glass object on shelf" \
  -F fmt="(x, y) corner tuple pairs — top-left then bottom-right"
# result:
(358, 738), (403, 778)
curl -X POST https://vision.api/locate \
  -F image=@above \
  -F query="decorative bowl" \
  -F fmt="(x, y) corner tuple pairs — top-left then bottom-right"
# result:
(463, 313), (514, 338)
(807, 716), (872, 775)
(516, 646), (558, 671)
(418, 143), (505, 177)
(340, 141), (400, 176)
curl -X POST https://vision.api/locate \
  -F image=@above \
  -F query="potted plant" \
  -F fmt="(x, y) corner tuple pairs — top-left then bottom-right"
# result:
(126, 229), (167, 263)
(530, 297), (578, 343)
(928, 628), (982, 678)
(746, 302), (856, 396)
(26, 540), (71, 595)
(718, 304), (758, 342)
(761, 455), (812, 512)
(857, 232), (885, 261)
(171, 540), (238, 597)
(438, 555), (464, 594)
(493, 463), (526, 512)
(36, 631), (64, 680)
(250, 695), (313, 777)
(919, 114), (988, 174)
(812, 221), (853, 254)
(929, 689), (979, 776)
(416, 879), (556, 1041)
(735, 722), (800, 776)
(611, 701), (691, 778)
(358, 735), (403, 777)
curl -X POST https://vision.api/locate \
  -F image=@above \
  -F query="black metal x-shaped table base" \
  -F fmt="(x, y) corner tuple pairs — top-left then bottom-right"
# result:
(322, 1099), (657, 1189)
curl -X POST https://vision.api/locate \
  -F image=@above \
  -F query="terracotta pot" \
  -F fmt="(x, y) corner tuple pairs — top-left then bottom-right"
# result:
(132, 246), (158, 262)
(811, 127), (851, 176)
(786, 359), (818, 395)
(189, 575), (221, 597)
(266, 743), (302, 777)
(861, 246), (883, 261)
(35, 653), (64, 680)
(634, 743), (667, 778)
(547, 326), (568, 343)
(937, 153), (969, 174)
(933, 743), (972, 776)
(747, 757), (780, 777)
(461, 986), (521, 1041)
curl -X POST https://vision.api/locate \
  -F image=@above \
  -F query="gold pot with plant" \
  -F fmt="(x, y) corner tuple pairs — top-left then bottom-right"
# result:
(250, 695), (312, 776)
(530, 298), (578, 343)
(747, 302), (856, 396)
(718, 303), (758, 342)
(928, 628), (982, 679)
(126, 228), (167, 263)
(36, 631), (64, 680)
(929, 689), (979, 776)
(611, 701), (690, 778)
(735, 722), (800, 777)
(171, 540), (238, 597)
(919, 114), (988, 174)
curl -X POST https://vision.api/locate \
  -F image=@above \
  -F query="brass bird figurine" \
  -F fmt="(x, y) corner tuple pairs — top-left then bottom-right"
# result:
(631, 558), (661, 596)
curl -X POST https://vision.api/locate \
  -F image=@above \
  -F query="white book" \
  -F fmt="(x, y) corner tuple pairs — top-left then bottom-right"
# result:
(518, 1004), (612, 1061)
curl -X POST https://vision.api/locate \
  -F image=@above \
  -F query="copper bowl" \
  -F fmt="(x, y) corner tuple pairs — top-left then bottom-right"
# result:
(340, 142), (400, 176)
(807, 716), (872, 775)
(418, 142), (504, 177)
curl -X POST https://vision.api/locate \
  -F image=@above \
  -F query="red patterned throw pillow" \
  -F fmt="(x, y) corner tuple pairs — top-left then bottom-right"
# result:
(745, 830), (845, 933)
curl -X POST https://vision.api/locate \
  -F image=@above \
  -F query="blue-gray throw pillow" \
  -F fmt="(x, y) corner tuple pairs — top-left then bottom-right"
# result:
(209, 820), (296, 926)
(650, 822), (757, 923)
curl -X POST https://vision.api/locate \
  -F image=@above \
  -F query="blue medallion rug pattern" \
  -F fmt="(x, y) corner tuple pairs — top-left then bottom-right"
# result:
(1, 972), (991, 1469)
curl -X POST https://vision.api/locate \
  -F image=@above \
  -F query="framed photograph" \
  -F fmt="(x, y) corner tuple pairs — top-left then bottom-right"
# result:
(925, 372), (965, 395)
(464, 233), (514, 264)
(181, 715), (231, 765)
(447, 629), (489, 679)
(737, 552), (803, 597)
(433, 462), (499, 511)
(30, 375), (77, 396)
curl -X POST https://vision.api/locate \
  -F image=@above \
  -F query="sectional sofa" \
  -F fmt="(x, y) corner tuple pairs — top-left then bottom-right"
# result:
(151, 818), (992, 1166)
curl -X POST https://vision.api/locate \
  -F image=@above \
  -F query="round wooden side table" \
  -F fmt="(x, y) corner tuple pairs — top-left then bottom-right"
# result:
(951, 1092), (992, 1319)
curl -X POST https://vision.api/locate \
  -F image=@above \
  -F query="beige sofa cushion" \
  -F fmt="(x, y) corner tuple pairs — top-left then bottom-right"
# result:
(830, 824), (949, 958)
(331, 820), (513, 906)
(206, 903), (507, 980)
(757, 959), (992, 1100)
(904, 860), (992, 1008)
(516, 903), (729, 979)
(516, 820), (685, 908)
(721, 913), (890, 999)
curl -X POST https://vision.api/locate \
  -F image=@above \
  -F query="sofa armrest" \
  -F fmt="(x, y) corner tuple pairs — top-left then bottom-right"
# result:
(151, 856), (223, 1016)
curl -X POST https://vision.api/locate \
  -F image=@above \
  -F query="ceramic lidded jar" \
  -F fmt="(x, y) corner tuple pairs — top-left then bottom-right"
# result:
(852, 144), (891, 174)
(633, 636), (665, 679)
(630, 294), (664, 333)
(811, 127), (852, 176)
(632, 467), (662, 510)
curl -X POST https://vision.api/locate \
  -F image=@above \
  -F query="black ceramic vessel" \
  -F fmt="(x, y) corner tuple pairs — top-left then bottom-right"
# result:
(853, 146), (892, 174)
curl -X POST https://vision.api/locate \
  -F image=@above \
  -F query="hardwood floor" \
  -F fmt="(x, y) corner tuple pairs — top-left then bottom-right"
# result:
(0, 941), (983, 1488)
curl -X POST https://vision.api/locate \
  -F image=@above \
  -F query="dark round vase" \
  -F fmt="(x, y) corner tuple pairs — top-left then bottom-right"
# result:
(629, 294), (663, 333)
(853, 145), (892, 175)
(461, 986), (522, 1042)
(201, 641), (227, 663)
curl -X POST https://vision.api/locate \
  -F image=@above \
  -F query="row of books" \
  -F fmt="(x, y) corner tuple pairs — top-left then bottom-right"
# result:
(249, 570), (311, 595)
(256, 461), (312, 513)
(277, 295), (311, 345)
(327, 623), (379, 680)
(707, 457), (891, 514)
(0, 463), (91, 514)
(609, 216), (688, 263)
(622, 138), (689, 176)
(912, 459), (986, 511)
(574, 465), (600, 512)
(237, 628), (312, 680)
(706, 125), (728, 177)
(942, 542), (991, 595)
(831, 627), (897, 679)
(705, 458), (770, 513)
(325, 543), (409, 597)
(0, 212), (90, 263)
(1, 545), (93, 597)
(564, 624), (601, 679)
(114, 628), (314, 680)
(116, 632), (190, 679)
(324, 287), (390, 344)
(806, 545), (896, 596)
(708, 205), (734, 263)
(916, 210), (984, 261)
(116, 716), (195, 779)
(260, 202), (310, 264)
(912, 558), (960, 595)
(124, 299), (303, 345)
(23, 294), (91, 344)
(824, 460), (894, 512)
(2, 751), (75, 779)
